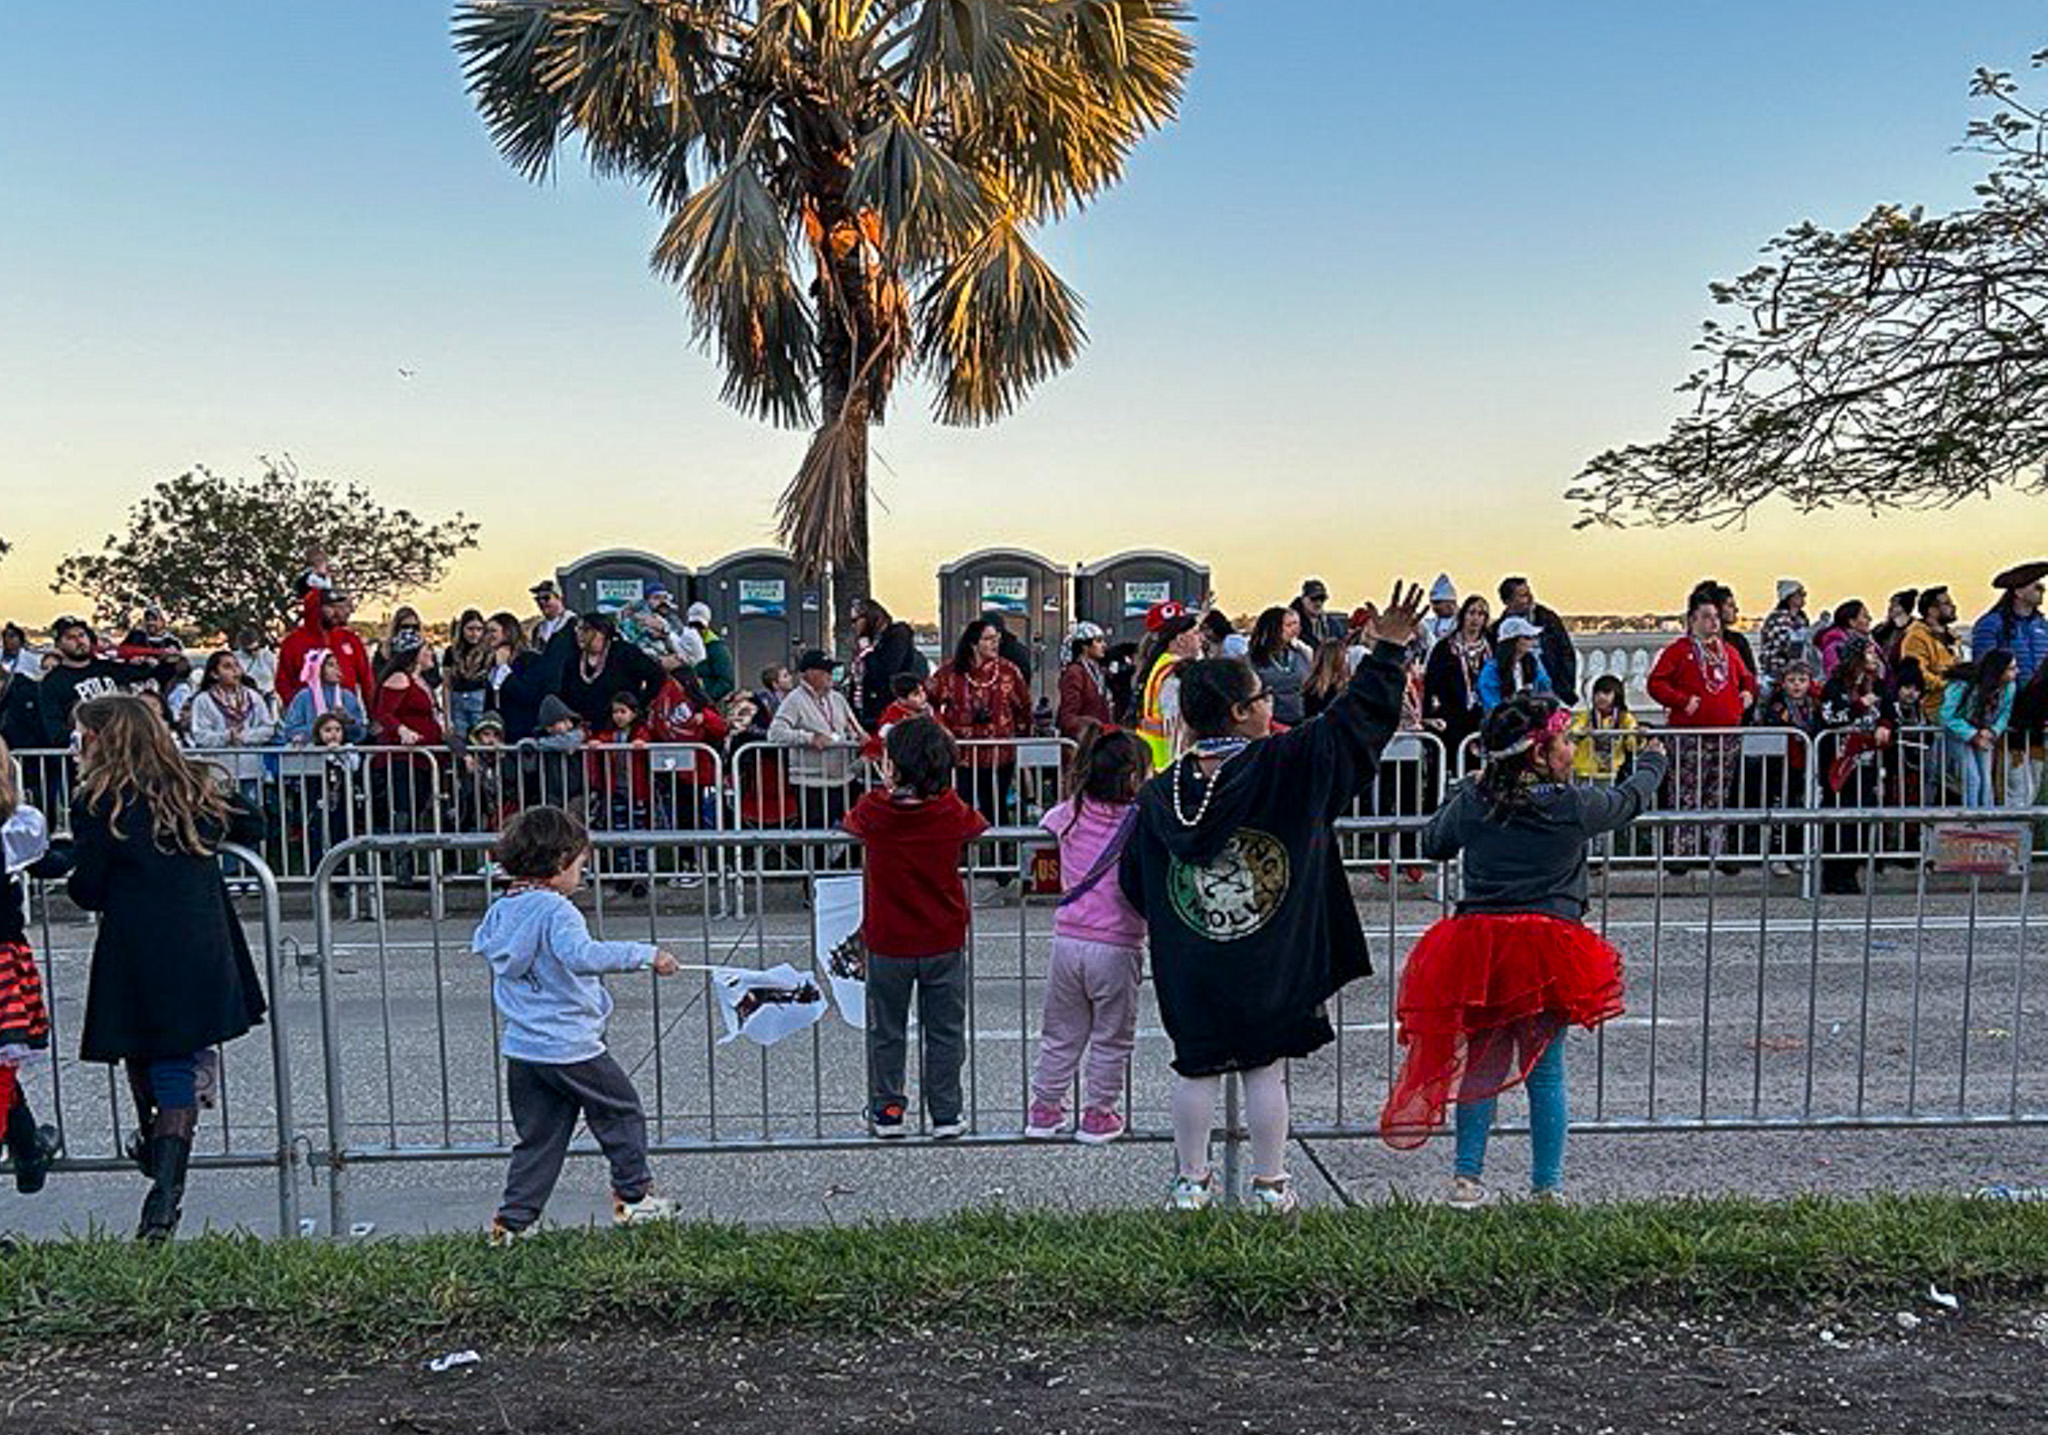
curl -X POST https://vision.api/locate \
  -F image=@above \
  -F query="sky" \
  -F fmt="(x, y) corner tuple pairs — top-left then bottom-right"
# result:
(3, 1), (2045, 627)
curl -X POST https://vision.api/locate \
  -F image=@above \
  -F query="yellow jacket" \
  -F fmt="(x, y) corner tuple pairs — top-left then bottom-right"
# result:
(1896, 620), (1958, 724)
(1570, 708), (1639, 781)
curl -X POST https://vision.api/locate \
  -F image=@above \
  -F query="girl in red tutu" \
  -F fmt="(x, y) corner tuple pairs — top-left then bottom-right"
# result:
(1380, 693), (1666, 1206)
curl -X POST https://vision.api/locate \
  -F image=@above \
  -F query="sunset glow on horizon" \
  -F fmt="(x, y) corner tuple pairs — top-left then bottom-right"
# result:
(4, 3), (2044, 630)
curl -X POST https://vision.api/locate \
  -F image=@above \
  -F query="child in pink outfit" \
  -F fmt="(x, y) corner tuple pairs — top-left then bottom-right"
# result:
(1027, 724), (1151, 1143)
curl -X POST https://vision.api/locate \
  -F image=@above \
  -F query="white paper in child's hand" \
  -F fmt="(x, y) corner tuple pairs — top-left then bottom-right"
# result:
(2, 808), (49, 876)
(812, 874), (867, 1030)
(711, 963), (830, 1047)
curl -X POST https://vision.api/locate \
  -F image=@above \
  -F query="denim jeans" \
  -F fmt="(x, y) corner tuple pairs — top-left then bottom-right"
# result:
(1454, 1034), (1568, 1192)
(1948, 737), (1993, 809)
(449, 688), (487, 745)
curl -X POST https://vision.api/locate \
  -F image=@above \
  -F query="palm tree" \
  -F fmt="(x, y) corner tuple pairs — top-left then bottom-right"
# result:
(454, 0), (1193, 631)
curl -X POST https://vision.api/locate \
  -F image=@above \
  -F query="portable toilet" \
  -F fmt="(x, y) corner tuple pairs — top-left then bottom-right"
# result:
(697, 548), (829, 686)
(1074, 550), (1213, 647)
(555, 549), (691, 618)
(937, 548), (1068, 701)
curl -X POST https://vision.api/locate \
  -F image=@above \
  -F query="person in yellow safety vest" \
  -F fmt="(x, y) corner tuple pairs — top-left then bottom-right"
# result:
(1135, 601), (1203, 770)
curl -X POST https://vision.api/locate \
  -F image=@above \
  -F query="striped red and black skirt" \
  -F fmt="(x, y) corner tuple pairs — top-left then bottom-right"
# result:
(0, 940), (51, 1053)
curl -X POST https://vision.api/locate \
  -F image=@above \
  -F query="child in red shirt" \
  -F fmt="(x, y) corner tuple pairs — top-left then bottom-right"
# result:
(841, 716), (988, 1138)
(861, 673), (933, 761)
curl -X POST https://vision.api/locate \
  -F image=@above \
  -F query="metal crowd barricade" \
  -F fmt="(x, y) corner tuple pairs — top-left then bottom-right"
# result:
(4, 845), (301, 1237)
(1335, 729), (1449, 874)
(302, 802), (2043, 1232)
(1453, 724), (1819, 868)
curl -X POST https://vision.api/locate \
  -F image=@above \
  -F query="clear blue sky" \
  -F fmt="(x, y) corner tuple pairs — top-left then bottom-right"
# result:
(3, 2), (2043, 622)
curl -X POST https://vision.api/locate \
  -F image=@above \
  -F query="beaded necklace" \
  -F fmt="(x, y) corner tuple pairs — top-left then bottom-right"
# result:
(1170, 737), (1252, 828)
(1690, 637), (1731, 695)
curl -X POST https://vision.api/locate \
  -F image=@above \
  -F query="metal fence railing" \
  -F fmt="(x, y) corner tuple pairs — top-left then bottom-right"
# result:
(291, 807), (2042, 1232)
(6, 803), (2041, 1235)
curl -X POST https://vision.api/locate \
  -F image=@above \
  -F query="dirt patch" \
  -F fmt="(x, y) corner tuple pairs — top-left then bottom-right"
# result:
(7, 1307), (2047, 1434)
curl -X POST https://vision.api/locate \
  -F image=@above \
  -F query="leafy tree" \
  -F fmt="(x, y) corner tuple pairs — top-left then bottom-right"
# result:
(55, 458), (482, 642)
(1571, 51), (2048, 528)
(454, 0), (1193, 630)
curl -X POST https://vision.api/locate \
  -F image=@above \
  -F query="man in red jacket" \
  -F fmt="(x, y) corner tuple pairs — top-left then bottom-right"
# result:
(276, 565), (374, 709)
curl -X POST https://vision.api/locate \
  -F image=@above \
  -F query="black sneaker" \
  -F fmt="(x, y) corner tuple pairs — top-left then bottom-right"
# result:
(870, 1102), (907, 1139)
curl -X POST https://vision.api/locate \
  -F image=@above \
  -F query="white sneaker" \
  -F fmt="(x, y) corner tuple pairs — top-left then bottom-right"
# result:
(1170, 1173), (1216, 1213)
(929, 1118), (967, 1140)
(487, 1217), (543, 1246)
(1447, 1175), (1491, 1210)
(1250, 1175), (1299, 1217)
(613, 1192), (681, 1226)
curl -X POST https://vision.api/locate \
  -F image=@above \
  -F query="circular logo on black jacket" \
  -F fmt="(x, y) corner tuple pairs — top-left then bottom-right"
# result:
(1167, 829), (1290, 941)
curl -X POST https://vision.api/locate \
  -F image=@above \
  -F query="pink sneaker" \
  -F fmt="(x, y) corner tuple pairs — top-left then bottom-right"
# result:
(1075, 1107), (1125, 1145)
(1024, 1098), (1067, 1140)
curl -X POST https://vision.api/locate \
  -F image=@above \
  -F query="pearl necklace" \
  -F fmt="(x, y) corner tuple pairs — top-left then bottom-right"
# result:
(1170, 738), (1251, 828)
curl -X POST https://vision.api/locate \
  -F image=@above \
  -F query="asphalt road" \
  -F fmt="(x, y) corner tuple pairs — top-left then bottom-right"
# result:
(7, 864), (2046, 1241)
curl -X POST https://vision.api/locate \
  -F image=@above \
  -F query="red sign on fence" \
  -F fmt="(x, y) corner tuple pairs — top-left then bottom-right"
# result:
(1926, 824), (2029, 877)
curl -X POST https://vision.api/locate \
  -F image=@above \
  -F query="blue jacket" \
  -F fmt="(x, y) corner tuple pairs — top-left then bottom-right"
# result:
(1971, 607), (2048, 684)
(282, 684), (368, 745)
(1476, 655), (1553, 712)
(472, 889), (653, 1063)
(1940, 678), (2015, 741)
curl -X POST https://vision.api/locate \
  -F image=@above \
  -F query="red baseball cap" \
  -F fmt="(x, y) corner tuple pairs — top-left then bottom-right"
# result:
(1144, 600), (1190, 632)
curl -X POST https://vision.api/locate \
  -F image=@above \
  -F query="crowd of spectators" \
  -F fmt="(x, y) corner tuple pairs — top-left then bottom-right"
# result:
(0, 556), (2042, 884)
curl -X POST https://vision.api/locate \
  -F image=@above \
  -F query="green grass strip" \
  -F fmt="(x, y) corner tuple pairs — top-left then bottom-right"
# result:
(4, 1196), (2044, 1353)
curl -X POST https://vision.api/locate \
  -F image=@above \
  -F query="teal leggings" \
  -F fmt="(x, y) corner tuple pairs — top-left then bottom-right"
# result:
(1453, 1035), (1567, 1192)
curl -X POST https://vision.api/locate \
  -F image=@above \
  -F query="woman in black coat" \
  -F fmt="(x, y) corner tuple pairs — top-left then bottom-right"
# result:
(68, 695), (266, 1240)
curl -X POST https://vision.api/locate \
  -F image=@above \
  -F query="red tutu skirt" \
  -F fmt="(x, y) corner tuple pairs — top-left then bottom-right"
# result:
(0, 940), (50, 1052)
(1379, 913), (1624, 1149)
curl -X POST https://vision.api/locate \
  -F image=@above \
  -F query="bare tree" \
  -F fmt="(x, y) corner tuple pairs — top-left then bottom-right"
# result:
(1571, 52), (2048, 528)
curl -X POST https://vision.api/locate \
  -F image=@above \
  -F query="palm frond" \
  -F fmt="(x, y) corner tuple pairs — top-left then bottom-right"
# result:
(654, 159), (817, 426)
(1057, 0), (1194, 130)
(898, 0), (1049, 112)
(776, 418), (865, 574)
(453, 1), (573, 180)
(848, 108), (999, 262)
(456, 1), (744, 206)
(941, 2), (1191, 221)
(916, 217), (1085, 425)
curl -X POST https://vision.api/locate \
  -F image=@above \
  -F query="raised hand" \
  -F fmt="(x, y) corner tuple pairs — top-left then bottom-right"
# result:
(1368, 582), (1427, 648)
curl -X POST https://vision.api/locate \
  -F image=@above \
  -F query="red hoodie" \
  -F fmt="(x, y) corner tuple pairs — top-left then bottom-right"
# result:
(277, 586), (374, 708)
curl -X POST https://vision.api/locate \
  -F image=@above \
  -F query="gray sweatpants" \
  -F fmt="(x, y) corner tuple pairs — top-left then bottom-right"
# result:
(865, 951), (967, 1125)
(497, 1053), (652, 1229)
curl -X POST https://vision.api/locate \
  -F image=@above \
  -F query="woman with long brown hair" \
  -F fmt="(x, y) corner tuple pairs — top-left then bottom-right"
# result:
(442, 608), (493, 744)
(68, 695), (265, 1240)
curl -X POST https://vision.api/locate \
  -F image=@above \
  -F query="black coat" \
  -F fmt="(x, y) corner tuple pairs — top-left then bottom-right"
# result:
(68, 792), (268, 1064)
(559, 641), (664, 729)
(1120, 641), (1405, 1076)
(855, 622), (929, 731)
(0, 671), (43, 752)
(1422, 637), (1486, 761)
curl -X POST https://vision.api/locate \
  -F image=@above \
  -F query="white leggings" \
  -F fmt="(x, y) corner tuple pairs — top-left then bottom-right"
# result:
(1171, 1062), (1290, 1181)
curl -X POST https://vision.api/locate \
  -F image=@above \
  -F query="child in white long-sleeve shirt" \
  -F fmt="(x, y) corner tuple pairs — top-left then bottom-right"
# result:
(472, 805), (680, 1241)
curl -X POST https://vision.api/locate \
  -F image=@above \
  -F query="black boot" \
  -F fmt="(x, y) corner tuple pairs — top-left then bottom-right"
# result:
(137, 1107), (197, 1243)
(123, 1060), (156, 1176)
(3, 1099), (61, 1196)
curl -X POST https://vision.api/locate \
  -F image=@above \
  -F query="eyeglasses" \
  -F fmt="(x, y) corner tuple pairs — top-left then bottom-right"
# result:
(1246, 685), (1275, 706)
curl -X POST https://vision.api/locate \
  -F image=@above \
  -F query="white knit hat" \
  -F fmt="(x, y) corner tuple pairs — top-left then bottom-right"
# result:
(1429, 573), (1456, 603)
(1776, 578), (1804, 602)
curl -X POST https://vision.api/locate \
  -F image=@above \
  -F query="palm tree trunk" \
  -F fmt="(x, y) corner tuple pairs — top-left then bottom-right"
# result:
(817, 332), (871, 651)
